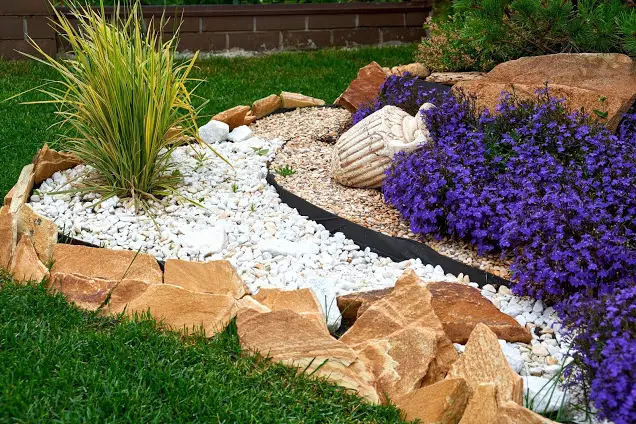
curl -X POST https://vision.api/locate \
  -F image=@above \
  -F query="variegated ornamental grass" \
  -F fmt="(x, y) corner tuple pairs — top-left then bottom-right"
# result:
(19, 1), (226, 213)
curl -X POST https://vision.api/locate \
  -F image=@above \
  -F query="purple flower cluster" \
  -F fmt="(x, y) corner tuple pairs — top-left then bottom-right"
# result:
(383, 89), (636, 423)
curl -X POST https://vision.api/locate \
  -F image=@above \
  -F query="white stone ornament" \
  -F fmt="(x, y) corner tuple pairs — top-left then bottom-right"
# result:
(331, 103), (435, 188)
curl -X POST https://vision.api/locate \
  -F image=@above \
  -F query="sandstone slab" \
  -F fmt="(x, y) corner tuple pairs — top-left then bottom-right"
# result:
(393, 378), (471, 424)
(0, 208), (17, 269)
(32, 144), (81, 185)
(391, 63), (430, 78)
(251, 94), (282, 119)
(5, 164), (34, 210)
(337, 287), (391, 324)
(16, 204), (57, 264)
(336, 62), (387, 112)
(448, 323), (524, 405)
(164, 259), (248, 299)
(494, 401), (558, 424)
(280, 92), (326, 109)
(455, 53), (636, 132)
(253, 287), (328, 334)
(459, 382), (499, 424)
(9, 235), (48, 283)
(212, 105), (251, 131)
(426, 71), (486, 86)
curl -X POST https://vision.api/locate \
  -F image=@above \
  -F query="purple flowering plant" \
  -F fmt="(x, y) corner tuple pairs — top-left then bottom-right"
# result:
(382, 87), (636, 423)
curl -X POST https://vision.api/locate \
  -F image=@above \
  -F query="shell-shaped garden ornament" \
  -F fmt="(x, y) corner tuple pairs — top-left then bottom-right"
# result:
(331, 103), (435, 188)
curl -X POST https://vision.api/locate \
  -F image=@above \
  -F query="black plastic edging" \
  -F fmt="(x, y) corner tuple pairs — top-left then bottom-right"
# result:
(267, 172), (512, 289)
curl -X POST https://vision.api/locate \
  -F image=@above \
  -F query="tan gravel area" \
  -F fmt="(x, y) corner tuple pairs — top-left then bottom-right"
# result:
(252, 107), (513, 280)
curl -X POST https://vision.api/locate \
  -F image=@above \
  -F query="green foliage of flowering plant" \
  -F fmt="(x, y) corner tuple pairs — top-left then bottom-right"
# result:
(418, 0), (636, 72)
(19, 1), (227, 213)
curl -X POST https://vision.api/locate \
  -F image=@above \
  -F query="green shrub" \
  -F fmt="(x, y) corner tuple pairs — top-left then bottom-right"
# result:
(21, 1), (222, 213)
(418, 0), (636, 72)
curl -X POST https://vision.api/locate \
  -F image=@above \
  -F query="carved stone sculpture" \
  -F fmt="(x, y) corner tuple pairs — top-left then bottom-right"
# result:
(332, 103), (435, 188)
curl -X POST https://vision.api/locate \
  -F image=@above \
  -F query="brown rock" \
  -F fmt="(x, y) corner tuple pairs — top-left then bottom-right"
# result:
(164, 259), (248, 300)
(280, 92), (326, 109)
(447, 323), (524, 405)
(391, 63), (430, 78)
(6, 164), (35, 212)
(32, 144), (81, 185)
(237, 308), (378, 403)
(212, 105), (251, 130)
(118, 284), (237, 336)
(428, 282), (532, 344)
(16, 204), (57, 264)
(251, 94), (282, 119)
(0, 207), (17, 269)
(9, 235), (48, 283)
(336, 62), (387, 113)
(50, 244), (162, 286)
(244, 112), (258, 125)
(253, 288), (328, 335)
(454, 53), (636, 132)
(340, 270), (457, 398)
(494, 401), (558, 424)
(3, 186), (15, 207)
(336, 287), (391, 324)
(459, 382), (499, 424)
(427, 72), (486, 86)
(393, 378), (471, 424)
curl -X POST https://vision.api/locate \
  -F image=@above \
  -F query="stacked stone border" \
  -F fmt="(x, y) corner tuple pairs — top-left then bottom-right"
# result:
(0, 0), (432, 60)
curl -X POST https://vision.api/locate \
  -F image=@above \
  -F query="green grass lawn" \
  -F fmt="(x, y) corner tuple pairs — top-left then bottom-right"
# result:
(0, 46), (415, 423)
(0, 275), (407, 423)
(0, 45), (415, 199)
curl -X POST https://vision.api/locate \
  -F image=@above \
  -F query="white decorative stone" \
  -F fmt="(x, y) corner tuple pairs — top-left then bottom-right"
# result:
(331, 103), (435, 188)
(199, 120), (229, 144)
(523, 376), (569, 413)
(257, 239), (320, 257)
(499, 340), (524, 374)
(228, 125), (253, 143)
(181, 226), (227, 257)
(300, 277), (341, 332)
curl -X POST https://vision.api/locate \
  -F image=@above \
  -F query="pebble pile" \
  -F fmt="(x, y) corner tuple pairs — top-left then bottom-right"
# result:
(29, 131), (579, 417)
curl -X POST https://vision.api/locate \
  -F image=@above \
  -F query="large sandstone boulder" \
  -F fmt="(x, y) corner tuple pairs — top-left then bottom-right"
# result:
(459, 382), (499, 424)
(447, 323), (524, 405)
(16, 204), (57, 264)
(339, 270), (458, 399)
(253, 288), (329, 335)
(280, 92), (326, 109)
(494, 401), (558, 424)
(32, 144), (81, 185)
(336, 62), (387, 113)
(337, 287), (391, 325)
(455, 53), (636, 132)
(9, 235), (48, 283)
(0, 208), (17, 269)
(236, 305), (378, 403)
(251, 94), (282, 119)
(212, 105), (251, 131)
(393, 378), (471, 424)
(164, 259), (248, 300)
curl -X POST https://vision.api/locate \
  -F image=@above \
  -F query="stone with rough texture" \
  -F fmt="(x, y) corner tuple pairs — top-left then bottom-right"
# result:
(164, 259), (248, 300)
(227, 125), (253, 143)
(5, 164), (34, 209)
(426, 72), (486, 86)
(252, 94), (282, 119)
(447, 323), (524, 405)
(16, 204), (57, 264)
(336, 287), (392, 324)
(244, 112), (258, 125)
(280, 92), (326, 109)
(454, 53), (636, 132)
(427, 282), (532, 344)
(253, 288), (328, 334)
(3, 186), (15, 207)
(9, 235), (48, 283)
(331, 103), (434, 188)
(336, 62), (387, 113)
(237, 307), (378, 403)
(340, 269), (457, 398)
(212, 105), (251, 130)
(391, 63), (430, 78)
(494, 401), (558, 424)
(459, 382), (499, 424)
(116, 284), (237, 336)
(33, 144), (81, 185)
(199, 120), (229, 144)
(0, 208), (17, 269)
(393, 378), (471, 424)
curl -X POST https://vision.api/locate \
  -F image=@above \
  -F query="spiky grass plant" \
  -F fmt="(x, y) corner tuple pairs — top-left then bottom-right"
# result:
(20, 1), (225, 213)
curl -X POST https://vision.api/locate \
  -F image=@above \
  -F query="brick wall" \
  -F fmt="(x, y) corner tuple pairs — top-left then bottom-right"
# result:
(0, 2), (431, 58)
(0, 0), (56, 59)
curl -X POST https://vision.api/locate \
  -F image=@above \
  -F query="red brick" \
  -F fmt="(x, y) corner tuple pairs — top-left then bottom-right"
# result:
(0, 17), (24, 40)
(405, 12), (428, 27)
(0, 39), (56, 60)
(332, 28), (380, 46)
(202, 16), (253, 32)
(178, 33), (227, 52)
(358, 13), (405, 27)
(228, 31), (280, 51)
(307, 14), (355, 30)
(382, 26), (427, 43)
(0, 0), (49, 16)
(26, 16), (55, 39)
(282, 30), (331, 50)
(255, 15), (305, 31)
